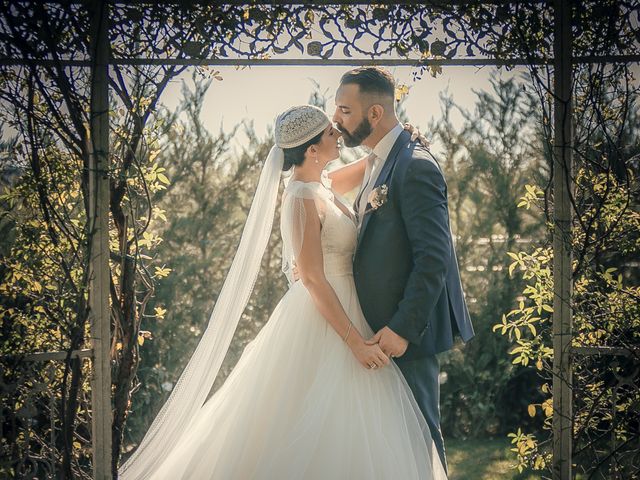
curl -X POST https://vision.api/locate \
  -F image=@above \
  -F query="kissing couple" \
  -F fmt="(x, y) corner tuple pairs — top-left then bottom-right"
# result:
(119, 66), (474, 479)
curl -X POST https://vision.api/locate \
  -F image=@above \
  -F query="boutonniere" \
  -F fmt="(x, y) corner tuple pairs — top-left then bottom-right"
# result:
(365, 184), (388, 214)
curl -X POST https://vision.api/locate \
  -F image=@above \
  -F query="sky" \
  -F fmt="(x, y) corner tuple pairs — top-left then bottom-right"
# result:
(158, 64), (526, 154)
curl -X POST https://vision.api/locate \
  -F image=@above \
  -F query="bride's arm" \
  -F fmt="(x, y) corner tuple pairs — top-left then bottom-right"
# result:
(295, 198), (389, 369)
(327, 156), (367, 195)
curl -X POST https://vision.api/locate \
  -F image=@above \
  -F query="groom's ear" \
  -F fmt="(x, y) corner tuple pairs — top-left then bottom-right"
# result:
(368, 104), (384, 126)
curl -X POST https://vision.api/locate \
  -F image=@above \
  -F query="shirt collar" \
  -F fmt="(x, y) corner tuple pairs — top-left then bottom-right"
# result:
(372, 123), (403, 163)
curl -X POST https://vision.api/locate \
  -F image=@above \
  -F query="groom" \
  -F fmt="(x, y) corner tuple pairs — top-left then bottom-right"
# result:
(334, 66), (475, 473)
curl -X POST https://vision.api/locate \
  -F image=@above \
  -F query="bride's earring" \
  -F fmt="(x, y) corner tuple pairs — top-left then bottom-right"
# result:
(314, 154), (319, 165)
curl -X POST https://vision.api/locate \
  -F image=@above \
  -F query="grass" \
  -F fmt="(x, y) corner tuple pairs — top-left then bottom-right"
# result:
(447, 437), (540, 480)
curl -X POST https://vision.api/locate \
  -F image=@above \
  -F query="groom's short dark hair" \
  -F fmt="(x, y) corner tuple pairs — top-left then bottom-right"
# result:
(340, 67), (395, 99)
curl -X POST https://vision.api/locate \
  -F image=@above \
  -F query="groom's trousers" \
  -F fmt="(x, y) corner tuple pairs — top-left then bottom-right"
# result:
(395, 354), (447, 474)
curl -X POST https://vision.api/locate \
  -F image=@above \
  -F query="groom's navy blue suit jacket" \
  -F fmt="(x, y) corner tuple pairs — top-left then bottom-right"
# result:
(353, 130), (475, 360)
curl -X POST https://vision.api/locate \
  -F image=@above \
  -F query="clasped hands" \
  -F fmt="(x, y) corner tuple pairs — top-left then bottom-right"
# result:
(349, 325), (409, 371)
(366, 326), (409, 362)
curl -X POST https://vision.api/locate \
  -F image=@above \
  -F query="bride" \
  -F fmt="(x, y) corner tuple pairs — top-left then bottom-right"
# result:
(118, 105), (447, 479)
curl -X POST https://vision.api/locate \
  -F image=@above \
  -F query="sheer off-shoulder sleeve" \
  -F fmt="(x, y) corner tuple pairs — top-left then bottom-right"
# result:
(280, 182), (333, 285)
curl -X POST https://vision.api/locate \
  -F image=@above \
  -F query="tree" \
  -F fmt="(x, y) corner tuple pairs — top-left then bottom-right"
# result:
(495, 64), (640, 478)
(0, 3), (256, 474)
(425, 75), (547, 438)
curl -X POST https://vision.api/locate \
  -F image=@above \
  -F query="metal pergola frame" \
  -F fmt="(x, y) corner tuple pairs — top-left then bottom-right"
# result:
(3, 1), (639, 479)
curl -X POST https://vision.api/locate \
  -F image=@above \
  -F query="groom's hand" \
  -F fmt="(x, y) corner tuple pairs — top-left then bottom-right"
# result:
(365, 327), (409, 358)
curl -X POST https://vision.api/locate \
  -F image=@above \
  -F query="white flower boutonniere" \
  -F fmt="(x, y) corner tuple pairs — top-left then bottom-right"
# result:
(365, 184), (388, 213)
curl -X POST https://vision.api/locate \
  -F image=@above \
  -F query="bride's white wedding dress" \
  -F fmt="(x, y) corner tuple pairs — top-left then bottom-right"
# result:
(153, 179), (447, 479)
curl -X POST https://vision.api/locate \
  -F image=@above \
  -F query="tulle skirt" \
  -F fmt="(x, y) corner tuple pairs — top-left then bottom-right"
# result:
(153, 272), (447, 479)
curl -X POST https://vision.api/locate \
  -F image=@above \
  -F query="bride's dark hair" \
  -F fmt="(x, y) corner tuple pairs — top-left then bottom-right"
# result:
(282, 130), (324, 172)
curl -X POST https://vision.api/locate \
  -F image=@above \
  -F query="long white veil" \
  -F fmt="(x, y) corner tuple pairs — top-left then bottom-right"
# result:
(118, 145), (284, 479)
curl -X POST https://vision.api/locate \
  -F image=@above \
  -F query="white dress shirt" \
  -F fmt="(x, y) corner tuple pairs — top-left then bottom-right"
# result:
(357, 123), (404, 227)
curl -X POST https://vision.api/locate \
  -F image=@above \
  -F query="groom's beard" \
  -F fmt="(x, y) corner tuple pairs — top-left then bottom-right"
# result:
(339, 118), (372, 147)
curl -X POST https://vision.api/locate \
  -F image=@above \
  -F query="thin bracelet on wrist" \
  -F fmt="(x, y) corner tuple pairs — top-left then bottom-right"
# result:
(343, 322), (353, 343)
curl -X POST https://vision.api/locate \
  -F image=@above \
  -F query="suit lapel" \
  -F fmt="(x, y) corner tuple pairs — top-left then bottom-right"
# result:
(356, 130), (411, 249)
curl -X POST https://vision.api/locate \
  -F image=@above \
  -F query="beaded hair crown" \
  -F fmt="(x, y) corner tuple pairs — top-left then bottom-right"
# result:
(275, 105), (330, 149)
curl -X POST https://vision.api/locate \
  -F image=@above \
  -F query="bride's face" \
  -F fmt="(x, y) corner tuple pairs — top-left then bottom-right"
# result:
(312, 124), (342, 166)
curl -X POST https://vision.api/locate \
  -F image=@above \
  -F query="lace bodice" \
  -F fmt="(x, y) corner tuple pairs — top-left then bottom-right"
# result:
(280, 178), (357, 282)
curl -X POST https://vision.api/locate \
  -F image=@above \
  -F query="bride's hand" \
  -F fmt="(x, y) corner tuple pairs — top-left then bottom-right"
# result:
(403, 123), (430, 148)
(347, 336), (390, 370)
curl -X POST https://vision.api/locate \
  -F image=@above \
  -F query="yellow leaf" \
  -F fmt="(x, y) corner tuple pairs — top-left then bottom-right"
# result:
(138, 335), (145, 346)
(153, 208), (167, 222)
(528, 404), (536, 417)
(395, 84), (410, 101)
(157, 173), (170, 185)
(154, 266), (172, 278)
(305, 9), (315, 23)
